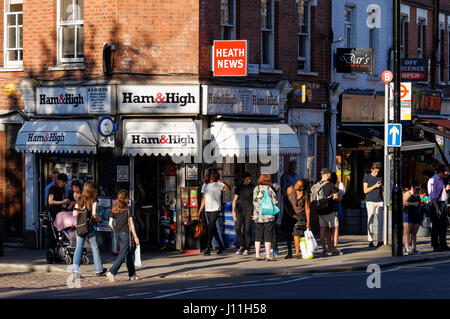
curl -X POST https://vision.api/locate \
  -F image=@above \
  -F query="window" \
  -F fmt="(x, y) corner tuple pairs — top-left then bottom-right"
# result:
(261, 0), (274, 67)
(400, 15), (408, 58)
(4, 0), (23, 67)
(344, 5), (353, 48)
(221, 0), (235, 40)
(439, 24), (444, 83)
(418, 19), (425, 58)
(298, 0), (311, 71)
(57, 0), (84, 63)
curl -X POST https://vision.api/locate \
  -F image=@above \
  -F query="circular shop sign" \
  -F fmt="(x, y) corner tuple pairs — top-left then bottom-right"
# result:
(98, 117), (116, 137)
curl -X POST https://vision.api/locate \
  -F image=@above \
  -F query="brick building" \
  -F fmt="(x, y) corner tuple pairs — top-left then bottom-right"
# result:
(0, 0), (332, 250)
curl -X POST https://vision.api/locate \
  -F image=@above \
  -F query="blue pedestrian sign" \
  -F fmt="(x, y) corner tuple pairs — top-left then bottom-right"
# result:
(387, 123), (402, 147)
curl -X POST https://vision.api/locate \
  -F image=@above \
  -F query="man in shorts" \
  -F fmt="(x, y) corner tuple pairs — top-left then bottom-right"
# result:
(316, 168), (339, 256)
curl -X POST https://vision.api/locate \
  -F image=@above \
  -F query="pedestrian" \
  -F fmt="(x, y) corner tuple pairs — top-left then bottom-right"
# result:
(331, 172), (344, 255)
(198, 168), (231, 256)
(286, 179), (311, 259)
(253, 174), (279, 261)
(427, 165), (449, 252)
(106, 189), (140, 282)
(363, 162), (384, 248)
(403, 180), (421, 255)
(279, 160), (300, 258)
(47, 173), (70, 249)
(44, 171), (59, 205)
(67, 180), (82, 211)
(232, 172), (254, 255)
(72, 181), (107, 278)
(314, 168), (340, 256)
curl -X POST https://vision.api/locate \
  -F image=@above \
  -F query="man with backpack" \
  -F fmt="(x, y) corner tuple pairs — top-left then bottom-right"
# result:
(310, 168), (339, 256)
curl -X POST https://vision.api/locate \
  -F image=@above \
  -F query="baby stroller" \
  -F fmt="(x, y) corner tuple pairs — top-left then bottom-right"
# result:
(39, 210), (89, 265)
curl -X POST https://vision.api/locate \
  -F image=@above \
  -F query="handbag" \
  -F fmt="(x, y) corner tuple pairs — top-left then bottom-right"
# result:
(260, 186), (280, 215)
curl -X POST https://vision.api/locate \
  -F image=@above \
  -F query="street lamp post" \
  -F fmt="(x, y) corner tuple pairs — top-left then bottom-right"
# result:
(392, 0), (403, 257)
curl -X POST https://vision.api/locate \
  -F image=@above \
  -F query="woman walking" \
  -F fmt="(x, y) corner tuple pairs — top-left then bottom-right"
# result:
(72, 181), (106, 277)
(253, 174), (279, 261)
(198, 168), (231, 256)
(286, 179), (311, 259)
(106, 190), (140, 282)
(403, 180), (421, 255)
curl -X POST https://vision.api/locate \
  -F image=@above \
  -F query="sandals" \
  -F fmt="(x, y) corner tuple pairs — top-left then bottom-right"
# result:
(295, 255), (301, 259)
(255, 256), (263, 261)
(265, 257), (275, 261)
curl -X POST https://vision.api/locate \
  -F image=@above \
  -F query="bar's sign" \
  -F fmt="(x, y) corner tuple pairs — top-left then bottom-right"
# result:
(118, 85), (200, 114)
(336, 48), (374, 74)
(130, 134), (196, 147)
(26, 132), (65, 144)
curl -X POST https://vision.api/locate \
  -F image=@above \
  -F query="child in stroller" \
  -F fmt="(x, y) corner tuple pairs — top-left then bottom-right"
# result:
(39, 210), (89, 265)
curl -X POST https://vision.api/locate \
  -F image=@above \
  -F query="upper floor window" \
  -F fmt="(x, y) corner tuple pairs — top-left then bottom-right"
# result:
(4, 0), (23, 67)
(57, 0), (84, 64)
(221, 0), (235, 40)
(418, 18), (425, 58)
(344, 5), (354, 48)
(298, 0), (311, 71)
(400, 15), (408, 58)
(261, 0), (274, 68)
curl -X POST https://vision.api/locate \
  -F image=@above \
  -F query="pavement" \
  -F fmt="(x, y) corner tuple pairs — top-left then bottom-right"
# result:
(0, 234), (450, 279)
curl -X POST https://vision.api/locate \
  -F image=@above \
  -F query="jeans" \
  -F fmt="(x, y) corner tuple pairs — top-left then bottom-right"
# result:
(206, 211), (224, 251)
(72, 227), (104, 274)
(431, 202), (449, 249)
(366, 201), (384, 242)
(109, 233), (136, 277)
(235, 211), (252, 251)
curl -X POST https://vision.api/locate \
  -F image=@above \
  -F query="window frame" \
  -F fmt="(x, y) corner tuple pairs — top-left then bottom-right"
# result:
(261, 0), (274, 69)
(221, 0), (236, 40)
(417, 18), (425, 58)
(344, 5), (354, 48)
(297, 0), (311, 72)
(400, 15), (408, 58)
(57, 0), (84, 64)
(3, 0), (23, 68)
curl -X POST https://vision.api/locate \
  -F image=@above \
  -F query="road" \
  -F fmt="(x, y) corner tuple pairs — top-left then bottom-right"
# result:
(1, 258), (450, 299)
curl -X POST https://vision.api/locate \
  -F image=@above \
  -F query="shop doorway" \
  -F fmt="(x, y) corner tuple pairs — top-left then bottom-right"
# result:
(4, 125), (24, 243)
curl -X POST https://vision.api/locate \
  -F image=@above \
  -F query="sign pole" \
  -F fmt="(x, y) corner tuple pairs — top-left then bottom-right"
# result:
(392, 0), (403, 257)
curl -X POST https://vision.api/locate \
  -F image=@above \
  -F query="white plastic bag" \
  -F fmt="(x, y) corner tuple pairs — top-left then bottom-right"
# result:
(305, 229), (318, 252)
(134, 244), (142, 267)
(421, 215), (430, 228)
(300, 237), (314, 259)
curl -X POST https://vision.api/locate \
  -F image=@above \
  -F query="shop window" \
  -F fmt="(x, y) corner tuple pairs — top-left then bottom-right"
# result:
(261, 0), (274, 68)
(297, 0), (311, 71)
(4, 0), (23, 67)
(57, 0), (84, 64)
(221, 0), (235, 40)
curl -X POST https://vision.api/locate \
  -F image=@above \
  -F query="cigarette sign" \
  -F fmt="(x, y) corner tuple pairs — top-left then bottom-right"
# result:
(213, 40), (247, 77)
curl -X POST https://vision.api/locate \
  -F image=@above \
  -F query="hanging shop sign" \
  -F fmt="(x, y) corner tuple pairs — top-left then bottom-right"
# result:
(36, 86), (113, 115)
(97, 117), (117, 137)
(117, 85), (200, 114)
(336, 48), (374, 74)
(212, 40), (248, 77)
(202, 85), (281, 116)
(401, 58), (429, 82)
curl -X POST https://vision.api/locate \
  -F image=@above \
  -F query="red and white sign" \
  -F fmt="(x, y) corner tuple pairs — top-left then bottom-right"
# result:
(213, 40), (247, 77)
(381, 70), (393, 84)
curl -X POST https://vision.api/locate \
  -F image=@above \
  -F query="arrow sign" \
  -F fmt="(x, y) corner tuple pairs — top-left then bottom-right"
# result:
(387, 123), (402, 147)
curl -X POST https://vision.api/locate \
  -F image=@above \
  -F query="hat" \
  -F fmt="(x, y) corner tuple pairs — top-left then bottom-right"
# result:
(321, 168), (332, 175)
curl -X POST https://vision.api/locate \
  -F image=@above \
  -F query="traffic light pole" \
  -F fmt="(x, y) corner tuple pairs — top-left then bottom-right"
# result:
(392, 0), (403, 256)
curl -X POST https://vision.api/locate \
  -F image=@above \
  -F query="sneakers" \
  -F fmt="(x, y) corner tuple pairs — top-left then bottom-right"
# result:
(413, 248), (421, 255)
(236, 247), (245, 255)
(203, 250), (211, 256)
(376, 242), (384, 248)
(129, 275), (139, 281)
(273, 250), (279, 257)
(404, 249), (412, 256)
(217, 247), (225, 255)
(369, 242), (375, 248)
(106, 272), (115, 283)
(243, 250), (249, 255)
(96, 268), (107, 277)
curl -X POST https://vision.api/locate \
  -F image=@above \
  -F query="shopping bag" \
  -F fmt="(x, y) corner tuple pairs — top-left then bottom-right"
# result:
(134, 244), (142, 267)
(299, 237), (313, 259)
(304, 229), (318, 252)
(261, 186), (280, 215)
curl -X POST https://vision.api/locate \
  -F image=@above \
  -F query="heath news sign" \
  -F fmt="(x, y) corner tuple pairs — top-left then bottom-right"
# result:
(118, 85), (200, 114)
(37, 86), (112, 115)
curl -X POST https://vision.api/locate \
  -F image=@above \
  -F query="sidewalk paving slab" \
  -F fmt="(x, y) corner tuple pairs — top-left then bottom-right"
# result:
(0, 235), (449, 279)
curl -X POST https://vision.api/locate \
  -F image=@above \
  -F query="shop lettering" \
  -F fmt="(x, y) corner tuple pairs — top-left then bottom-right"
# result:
(39, 94), (84, 107)
(252, 95), (280, 106)
(27, 132), (65, 144)
(208, 93), (238, 105)
(340, 53), (371, 66)
(131, 134), (195, 146)
(122, 92), (196, 106)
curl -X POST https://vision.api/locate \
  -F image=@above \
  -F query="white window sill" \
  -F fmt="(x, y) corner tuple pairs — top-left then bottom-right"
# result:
(259, 67), (283, 74)
(0, 66), (24, 72)
(297, 70), (318, 76)
(343, 74), (359, 79)
(49, 63), (85, 71)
